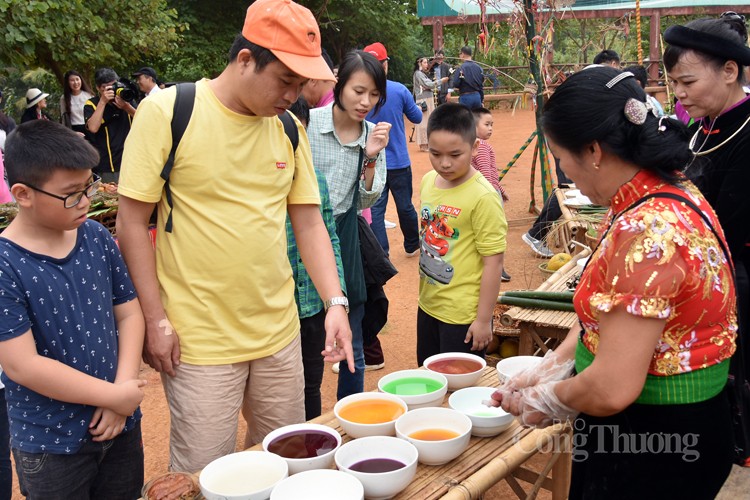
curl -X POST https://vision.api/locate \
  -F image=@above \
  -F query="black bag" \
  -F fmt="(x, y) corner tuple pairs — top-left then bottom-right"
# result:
(358, 215), (397, 287)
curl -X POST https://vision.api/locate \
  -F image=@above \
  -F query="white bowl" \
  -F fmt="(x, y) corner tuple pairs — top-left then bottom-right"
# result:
(262, 423), (341, 475)
(200, 451), (288, 500)
(377, 369), (448, 410)
(270, 469), (364, 500)
(334, 392), (408, 439)
(448, 386), (514, 437)
(496, 355), (543, 384)
(335, 436), (418, 500)
(423, 352), (486, 390)
(394, 407), (472, 465)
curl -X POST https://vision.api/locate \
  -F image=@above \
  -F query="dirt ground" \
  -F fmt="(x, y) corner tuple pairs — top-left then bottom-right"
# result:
(10, 106), (750, 498)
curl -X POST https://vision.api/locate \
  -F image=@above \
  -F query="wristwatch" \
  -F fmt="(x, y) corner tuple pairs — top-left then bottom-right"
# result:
(324, 296), (349, 314)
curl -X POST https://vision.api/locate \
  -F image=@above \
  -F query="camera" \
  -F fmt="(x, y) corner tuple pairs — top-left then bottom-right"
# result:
(109, 78), (138, 102)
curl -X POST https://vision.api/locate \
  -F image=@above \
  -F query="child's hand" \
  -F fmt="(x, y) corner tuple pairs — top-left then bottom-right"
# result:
(89, 407), (127, 442)
(111, 379), (147, 416)
(465, 320), (493, 351)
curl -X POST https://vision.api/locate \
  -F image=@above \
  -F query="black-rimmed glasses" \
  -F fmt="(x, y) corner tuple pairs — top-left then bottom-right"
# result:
(22, 174), (102, 209)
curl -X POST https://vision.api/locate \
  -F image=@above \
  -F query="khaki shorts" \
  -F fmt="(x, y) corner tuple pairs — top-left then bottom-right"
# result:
(162, 335), (305, 472)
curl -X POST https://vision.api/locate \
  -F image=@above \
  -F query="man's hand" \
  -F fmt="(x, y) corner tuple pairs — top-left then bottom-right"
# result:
(143, 317), (181, 377)
(321, 306), (354, 373)
(464, 319), (492, 351)
(101, 86), (115, 104)
(89, 407), (127, 442)
(364, 122), (392, 158)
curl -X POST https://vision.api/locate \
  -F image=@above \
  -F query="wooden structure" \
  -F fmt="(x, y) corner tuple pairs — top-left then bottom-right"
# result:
(248, 367), (572, 499)
(418, 1), (750, 83)
(501, 249), (590, 356)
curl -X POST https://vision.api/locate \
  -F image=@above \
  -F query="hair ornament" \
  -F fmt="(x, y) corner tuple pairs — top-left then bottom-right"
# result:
(658, 116), (668, 133)
(605, 71), (635, 89)
(624, 98), (652, 125)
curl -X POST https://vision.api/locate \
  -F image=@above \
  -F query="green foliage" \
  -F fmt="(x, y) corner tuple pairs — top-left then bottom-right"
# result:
(0, 0), (184, 84)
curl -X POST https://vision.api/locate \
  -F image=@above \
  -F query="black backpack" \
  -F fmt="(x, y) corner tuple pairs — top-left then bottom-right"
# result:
(160, 82), (299, 232)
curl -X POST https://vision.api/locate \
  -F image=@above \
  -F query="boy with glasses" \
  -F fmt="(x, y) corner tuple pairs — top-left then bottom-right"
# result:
(0, 120), (147, 498)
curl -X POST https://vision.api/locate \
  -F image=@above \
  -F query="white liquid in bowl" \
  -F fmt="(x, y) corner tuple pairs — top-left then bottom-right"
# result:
(202, 462), (282, 495)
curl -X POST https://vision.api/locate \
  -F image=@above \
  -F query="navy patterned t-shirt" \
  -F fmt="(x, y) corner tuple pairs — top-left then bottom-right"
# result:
(0, 220), (140, 454)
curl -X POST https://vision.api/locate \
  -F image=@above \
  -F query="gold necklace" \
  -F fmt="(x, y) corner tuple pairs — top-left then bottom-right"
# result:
(688, 114), (750, 156)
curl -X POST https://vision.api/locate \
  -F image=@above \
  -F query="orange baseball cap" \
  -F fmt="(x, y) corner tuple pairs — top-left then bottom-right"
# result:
(242, 0), (335, 81)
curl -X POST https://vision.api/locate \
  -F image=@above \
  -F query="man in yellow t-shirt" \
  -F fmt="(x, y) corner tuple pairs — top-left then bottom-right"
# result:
(116, 0), (353, 472)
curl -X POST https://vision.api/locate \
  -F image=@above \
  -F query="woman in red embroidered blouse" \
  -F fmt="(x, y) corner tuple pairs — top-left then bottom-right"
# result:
(492, 66), (737, 499)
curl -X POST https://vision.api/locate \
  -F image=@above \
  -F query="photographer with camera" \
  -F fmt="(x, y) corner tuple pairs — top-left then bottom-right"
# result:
(85, 68), (137, 183)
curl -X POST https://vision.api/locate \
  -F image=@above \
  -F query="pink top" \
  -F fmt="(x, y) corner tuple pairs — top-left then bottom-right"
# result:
(317, 90), (334, 108)
(471, 140), (501, 191)
(0, 151), (12, 204)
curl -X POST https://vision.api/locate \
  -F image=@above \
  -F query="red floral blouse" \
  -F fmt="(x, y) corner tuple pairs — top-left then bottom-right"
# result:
(575, 170), (737, 380)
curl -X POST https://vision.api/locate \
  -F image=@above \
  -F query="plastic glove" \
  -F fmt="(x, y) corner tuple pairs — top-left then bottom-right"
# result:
(501, 380), (579, 428)
(489, 350), (574, 408)
(508, 349), (575, 389)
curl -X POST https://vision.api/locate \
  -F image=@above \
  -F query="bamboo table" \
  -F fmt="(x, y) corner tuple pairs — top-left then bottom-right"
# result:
(249, 367), (572, 499)
(500, 249), (589, 356)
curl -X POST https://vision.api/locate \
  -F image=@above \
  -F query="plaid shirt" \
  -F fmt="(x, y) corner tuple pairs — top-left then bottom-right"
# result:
(308, 104), (386, 216)
(286, 168), (346, 319)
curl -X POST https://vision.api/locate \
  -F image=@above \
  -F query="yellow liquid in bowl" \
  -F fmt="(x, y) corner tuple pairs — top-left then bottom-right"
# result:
(409, 428), (460, 441)
(338, 399), (405, 424)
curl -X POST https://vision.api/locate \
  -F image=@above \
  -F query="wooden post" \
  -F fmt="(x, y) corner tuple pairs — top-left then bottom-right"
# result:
(433, 19), (444, 52)
(648, 12), (662, 84)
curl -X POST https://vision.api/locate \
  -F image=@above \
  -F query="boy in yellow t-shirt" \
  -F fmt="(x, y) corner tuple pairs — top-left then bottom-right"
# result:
(416, 103), (507, 366)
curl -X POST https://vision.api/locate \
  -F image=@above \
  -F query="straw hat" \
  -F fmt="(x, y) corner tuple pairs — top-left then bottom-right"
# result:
(25, 88), (50, 109)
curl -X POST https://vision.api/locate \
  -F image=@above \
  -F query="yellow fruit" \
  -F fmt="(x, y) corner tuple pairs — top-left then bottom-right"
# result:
(499, 339), (519, 358)
(487, 334), (501, 355)
(547, 253), (572, 272)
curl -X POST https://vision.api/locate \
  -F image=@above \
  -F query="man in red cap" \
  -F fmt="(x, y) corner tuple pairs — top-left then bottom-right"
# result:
(117, 0), (352, 472)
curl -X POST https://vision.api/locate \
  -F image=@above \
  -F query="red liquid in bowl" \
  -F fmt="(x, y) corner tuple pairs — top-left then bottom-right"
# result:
(267, 430), (337, 459)
(349, 458), (406, 473)
(427, 357), (483, 375)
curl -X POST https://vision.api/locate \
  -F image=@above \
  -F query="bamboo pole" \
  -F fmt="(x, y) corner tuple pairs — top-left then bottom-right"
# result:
(440, 424), (567, 500)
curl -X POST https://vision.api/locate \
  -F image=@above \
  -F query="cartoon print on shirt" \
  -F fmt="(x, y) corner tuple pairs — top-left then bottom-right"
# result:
(418, 206), (459, 284)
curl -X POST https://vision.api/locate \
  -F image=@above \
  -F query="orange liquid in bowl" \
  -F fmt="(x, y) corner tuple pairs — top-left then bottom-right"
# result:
(408, 428), (460, 441)
(338, 399), (405, 424)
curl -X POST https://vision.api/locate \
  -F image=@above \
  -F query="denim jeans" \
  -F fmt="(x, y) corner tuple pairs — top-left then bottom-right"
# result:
(13, 420), (143, 500)
(458, 93), (482, 110)
(370, 167), (420, 256)
(300, 310), (326, 420)
(0, 389), (10, 500)
(337, 303), (365, 400)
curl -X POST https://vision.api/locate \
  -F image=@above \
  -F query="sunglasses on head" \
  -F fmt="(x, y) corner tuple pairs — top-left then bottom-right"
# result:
(721, 11), (746, 23)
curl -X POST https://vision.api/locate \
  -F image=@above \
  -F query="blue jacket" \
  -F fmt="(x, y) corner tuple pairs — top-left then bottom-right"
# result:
(367, 79), (422, 170)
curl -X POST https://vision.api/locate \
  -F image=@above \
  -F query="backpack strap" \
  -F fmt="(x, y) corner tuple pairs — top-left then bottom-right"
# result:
(160, 82), (196, 233)
(278, 110), (299, 152)
(159, 91), (297, 233)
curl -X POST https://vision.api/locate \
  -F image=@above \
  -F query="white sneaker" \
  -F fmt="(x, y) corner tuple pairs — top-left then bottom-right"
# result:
(522, 232), (554, 258)
(384, 219), (397, 229)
